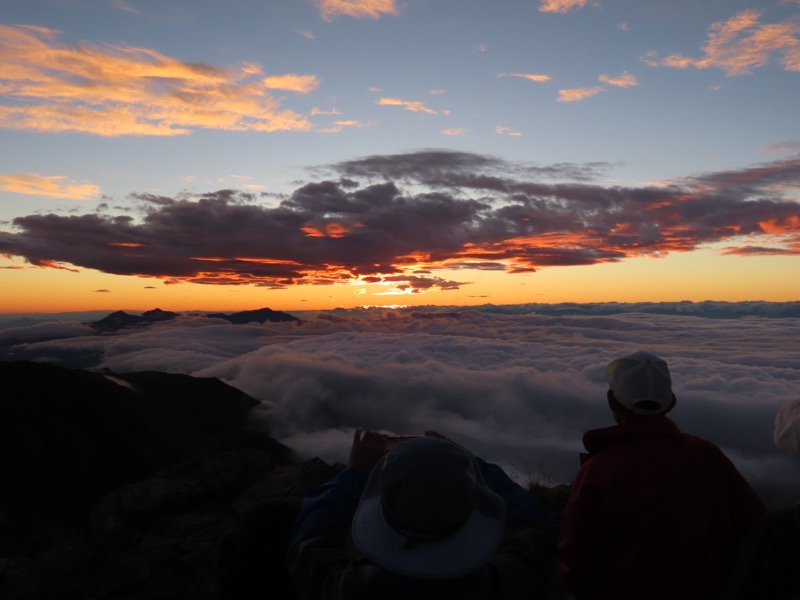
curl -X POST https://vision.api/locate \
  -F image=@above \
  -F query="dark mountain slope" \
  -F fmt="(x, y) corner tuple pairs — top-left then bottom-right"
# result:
(0, 360), (316, 599)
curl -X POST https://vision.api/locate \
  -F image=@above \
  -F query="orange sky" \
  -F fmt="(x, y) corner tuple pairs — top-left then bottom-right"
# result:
(2, 247), (797, 314)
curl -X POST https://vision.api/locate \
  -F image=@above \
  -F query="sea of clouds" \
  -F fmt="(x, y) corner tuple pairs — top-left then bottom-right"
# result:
(2, 303), (799, 507)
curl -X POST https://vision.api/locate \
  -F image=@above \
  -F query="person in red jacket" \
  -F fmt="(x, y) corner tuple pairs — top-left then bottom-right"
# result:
(557, 351), (765, 600)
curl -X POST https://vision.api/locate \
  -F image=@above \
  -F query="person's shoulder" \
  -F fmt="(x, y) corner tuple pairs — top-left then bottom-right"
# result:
(759, 503), (800, 529)
(743, 503), (800, 558)
(678, 431), (728, 454)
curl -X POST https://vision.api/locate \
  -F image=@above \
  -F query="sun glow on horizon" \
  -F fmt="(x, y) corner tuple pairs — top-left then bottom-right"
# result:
(1, 245), (797, 315)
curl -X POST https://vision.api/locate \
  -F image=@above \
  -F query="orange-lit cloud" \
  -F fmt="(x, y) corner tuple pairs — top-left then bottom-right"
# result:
(538, 0), (590, 14)
(442, 128), (467, 136)
(498, 73), (551, 83)
(318, 119), (368, 133)
(263, 74), (320, 93)
(317, 0), (399, 21)
(643, 10), (800, 75)
(0, 172), (100, 200)
(1, 150), (797, 295)
(557, 86), (605, 102)
(758, 215), (800, 234)
(376, 97), (438, 114)
(0, 24), (313, 136)
(598, 71), (638, 87)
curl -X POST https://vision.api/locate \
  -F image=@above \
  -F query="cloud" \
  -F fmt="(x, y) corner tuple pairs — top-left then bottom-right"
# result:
(317, 0), (399, 21)
(557, 86), (605, 102)
(722, 243), (800, 256)
(761, 141), (800, 155)
(333, 120), (364, 128)
(376, 97), (439, 114)
(318, 119), (368, 133)
(0, 25), (312, 136)
(262, 74), (320, 93)
(311, 107), (342, 116)
(5, 307), (798, 505)
(0, 320), (94, 344)
(496, 126), (523, 137)
(498, 73), (552, 83)
(0, 173), (100, 200)
(598, 71), (638, 88)
(551, 74), (635, 104)
(441, 127), (467, 136)
(1, 150), (798, 293)
(643, 10), (800, 76)
(538, 0), (590, 14)
(111, 0), (142, 16)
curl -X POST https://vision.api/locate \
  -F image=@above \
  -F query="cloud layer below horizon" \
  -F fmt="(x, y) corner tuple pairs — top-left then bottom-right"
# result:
(3, 305), (798, 507)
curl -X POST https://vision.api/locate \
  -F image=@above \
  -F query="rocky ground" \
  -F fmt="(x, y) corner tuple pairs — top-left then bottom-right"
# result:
(0, 360), (567, 599)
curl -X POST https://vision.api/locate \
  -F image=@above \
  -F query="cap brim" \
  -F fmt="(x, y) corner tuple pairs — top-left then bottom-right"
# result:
(351, 456), (505, 579)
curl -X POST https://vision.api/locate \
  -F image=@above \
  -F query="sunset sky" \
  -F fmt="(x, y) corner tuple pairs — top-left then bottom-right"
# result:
(1, 0), (799, 313)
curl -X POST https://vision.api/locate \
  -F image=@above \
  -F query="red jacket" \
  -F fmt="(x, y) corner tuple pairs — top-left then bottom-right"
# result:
(558, 416), (765, 600)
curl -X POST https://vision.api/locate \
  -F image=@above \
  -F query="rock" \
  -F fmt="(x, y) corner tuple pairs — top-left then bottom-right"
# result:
(0, 360), (568, 599)
(0, 360), (301, 599)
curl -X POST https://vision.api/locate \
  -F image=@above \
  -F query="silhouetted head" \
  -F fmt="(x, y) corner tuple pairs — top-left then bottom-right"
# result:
(351, 436), (505, 579)
(606, 351), (676, 421)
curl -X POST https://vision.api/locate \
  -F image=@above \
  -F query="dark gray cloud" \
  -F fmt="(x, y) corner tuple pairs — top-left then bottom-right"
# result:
(328, 150), (614, 184)
(0, 150), (798, 291)
(4, 306), (798, 506)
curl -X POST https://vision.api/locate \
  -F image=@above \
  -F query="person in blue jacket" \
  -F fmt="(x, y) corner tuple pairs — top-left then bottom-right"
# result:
(287, 429), (555, 599)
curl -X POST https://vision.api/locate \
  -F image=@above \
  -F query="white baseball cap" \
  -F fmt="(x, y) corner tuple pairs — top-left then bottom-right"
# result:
(606, 351), (673, 416)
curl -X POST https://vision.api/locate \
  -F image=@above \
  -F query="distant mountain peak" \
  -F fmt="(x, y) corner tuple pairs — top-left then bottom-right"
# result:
(88, 307), (297, 332)
(142, 308), (179, 320)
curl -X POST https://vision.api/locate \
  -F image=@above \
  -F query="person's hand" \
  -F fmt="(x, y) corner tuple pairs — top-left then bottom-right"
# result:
(348, 428), (388, 474)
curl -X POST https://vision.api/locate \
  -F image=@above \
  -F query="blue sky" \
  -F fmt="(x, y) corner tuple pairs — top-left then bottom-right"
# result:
(0, 0), (798, 311)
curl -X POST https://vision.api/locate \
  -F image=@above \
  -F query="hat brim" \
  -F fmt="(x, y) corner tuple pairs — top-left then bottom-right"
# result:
(351, 455), (505, 580)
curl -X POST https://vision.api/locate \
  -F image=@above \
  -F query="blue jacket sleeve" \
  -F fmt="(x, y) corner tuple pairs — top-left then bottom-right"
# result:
(288, 466), (368, 548)
(475, 457), (554, 530)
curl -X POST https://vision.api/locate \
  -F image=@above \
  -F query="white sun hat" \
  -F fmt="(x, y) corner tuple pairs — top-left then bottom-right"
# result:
(351, 436), (505, 580)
